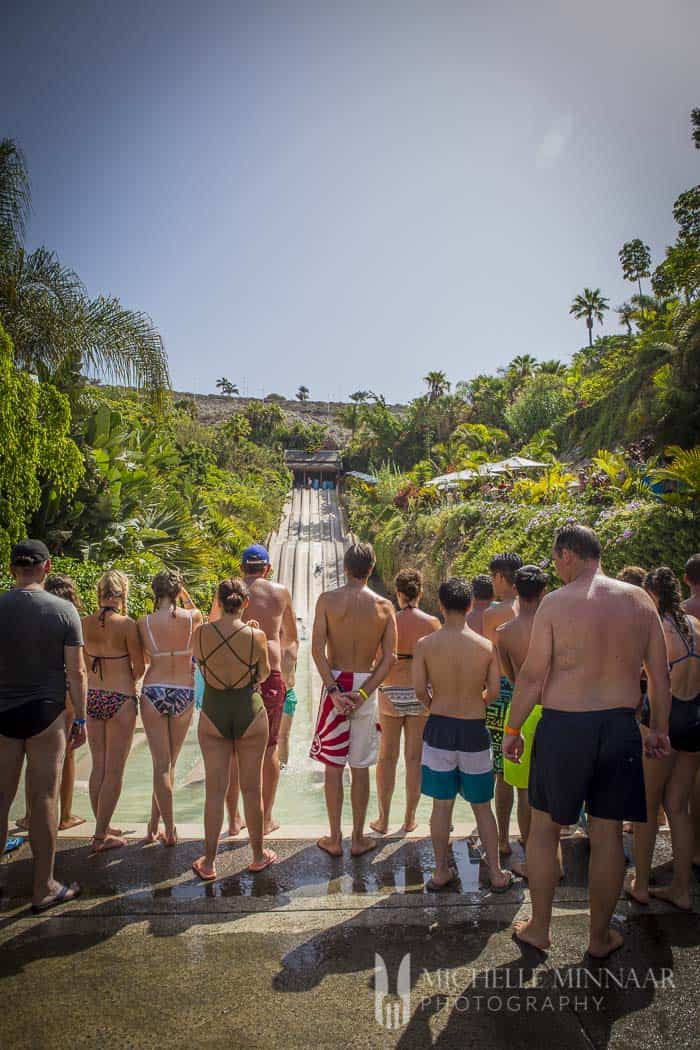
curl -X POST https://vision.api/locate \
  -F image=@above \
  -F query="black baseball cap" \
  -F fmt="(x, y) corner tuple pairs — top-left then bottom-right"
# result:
(10, 539), (51, 565)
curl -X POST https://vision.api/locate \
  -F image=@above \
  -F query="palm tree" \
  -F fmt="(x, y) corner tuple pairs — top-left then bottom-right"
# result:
(569, 288), (610, 347)
(0, 138), (169, 395)
(507, 355), (538, 382)
(216, 377), (239, 396)
(423, 371), (450, 402)
(297, 385), (310, 402)
(616, 302), (634, 335)
(537, 359), (568, 375)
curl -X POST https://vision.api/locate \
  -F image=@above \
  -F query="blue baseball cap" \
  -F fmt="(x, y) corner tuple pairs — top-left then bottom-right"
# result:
(241, 544), (270, 565)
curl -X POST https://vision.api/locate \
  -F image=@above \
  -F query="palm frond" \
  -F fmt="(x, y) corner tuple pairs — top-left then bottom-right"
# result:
(0, 139), (31, 250)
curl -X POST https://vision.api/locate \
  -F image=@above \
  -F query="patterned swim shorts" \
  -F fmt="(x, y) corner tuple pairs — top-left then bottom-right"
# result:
(87, 689), (137, 721)
(142, 685), (195, 718)
(485, 677), (513, 776)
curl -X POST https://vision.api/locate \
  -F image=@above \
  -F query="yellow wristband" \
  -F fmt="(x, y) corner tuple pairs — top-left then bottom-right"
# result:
(358, 687), (369, 702)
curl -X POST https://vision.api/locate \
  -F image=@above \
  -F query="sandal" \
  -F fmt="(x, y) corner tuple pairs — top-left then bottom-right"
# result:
(192, 858), (217, 881)
(425, 867), (460, 892)
(489, 871), (515, 894)
(31, 882), (82, 914)
(249, 849), (277, 873)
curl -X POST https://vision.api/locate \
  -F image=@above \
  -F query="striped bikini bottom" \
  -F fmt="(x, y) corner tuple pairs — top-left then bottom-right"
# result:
(380, 687), (427, 718)
(142, 685), (195, 718)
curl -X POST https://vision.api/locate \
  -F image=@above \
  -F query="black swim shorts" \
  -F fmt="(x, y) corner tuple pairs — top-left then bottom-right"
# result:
(529, 707), (646, 826)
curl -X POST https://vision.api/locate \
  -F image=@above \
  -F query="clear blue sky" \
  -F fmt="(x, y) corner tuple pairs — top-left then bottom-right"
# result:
(2, 0), (699, 401)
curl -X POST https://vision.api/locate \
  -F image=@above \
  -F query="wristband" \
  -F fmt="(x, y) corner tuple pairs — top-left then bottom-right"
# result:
(357, 687), (369, 702)
(72, 718), (86, 727)
(504, 724), (521, 737)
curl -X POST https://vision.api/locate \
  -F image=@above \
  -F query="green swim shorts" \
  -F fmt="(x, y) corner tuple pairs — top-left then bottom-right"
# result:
(504, 703), (543, 789)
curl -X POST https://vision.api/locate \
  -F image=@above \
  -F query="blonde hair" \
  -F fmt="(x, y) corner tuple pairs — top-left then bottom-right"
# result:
(97, 569), (129, 617)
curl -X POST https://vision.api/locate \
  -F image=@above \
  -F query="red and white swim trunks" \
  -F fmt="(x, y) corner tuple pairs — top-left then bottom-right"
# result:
(310, 671), (380, 769)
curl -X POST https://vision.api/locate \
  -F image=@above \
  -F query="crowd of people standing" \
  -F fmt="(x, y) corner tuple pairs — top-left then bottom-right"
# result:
(0, 531), (699, 958)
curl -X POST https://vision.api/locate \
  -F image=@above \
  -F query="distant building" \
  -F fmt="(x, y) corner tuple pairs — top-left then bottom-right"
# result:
(284, 449), (343, 487)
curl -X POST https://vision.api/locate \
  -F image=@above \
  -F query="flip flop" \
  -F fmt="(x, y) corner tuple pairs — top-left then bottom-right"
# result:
(3, 835), (24, 854)
(425, 868), (460, 892)
(192, 858), (217, 882)
(248, 849), (277, 873)
(489, 871), (515, 894)
(31, 882), (81, 914)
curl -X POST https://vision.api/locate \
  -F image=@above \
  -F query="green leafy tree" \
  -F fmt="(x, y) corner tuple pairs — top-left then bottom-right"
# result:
(673, 186), (700, 243)
(619, 239), (652, 299)
(537, 359), (568, 376)
(296, 385), (310, 402)
(216, 378), (239, 396)
(507, 355), (538, 384)
(692, 108), (700, 150)
(569, 288), (610, 347)
(505, 374), (572, 443)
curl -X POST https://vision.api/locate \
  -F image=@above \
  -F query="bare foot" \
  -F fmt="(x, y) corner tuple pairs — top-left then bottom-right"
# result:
(588, 927), (624, 958)
(263, 819), (280, 835)
(369, 820), (388, 835)
(158, 829), (178, 847)
(317, 836), (343, 856)
(225, 819), (246, 837)
(513, 918), (551, 951)
(401, 817), (418, 833)
(499, 842), (513, 857)
(107, 826), (123, 837)
(58, 815), (86, 830)
(142, 829), (159, 845)
(91, 834), (127, 853)
(624, 877), (649, 906)
(649, 885), (692, 911)
(351, 836), (377, 857)
(249, 848), (277, 872)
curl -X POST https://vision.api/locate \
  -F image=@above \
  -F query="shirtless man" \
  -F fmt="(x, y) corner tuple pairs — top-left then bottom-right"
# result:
(681, 554), (700, 866)
(414, 577), (511, 892)
(311, 542), (396, 856)
(482, 552), (523, 855)
(496, 565), (558, 879)
(466, 575), (494, 637)
(504, 524), (671, 958)
(224, 545), (298, 835)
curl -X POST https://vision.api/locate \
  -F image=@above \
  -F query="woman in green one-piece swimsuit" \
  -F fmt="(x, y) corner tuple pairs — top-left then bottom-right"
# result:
(193, 578), (276, 879)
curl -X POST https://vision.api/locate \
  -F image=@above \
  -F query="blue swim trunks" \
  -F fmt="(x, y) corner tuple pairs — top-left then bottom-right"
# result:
(421, 714), (494, 804)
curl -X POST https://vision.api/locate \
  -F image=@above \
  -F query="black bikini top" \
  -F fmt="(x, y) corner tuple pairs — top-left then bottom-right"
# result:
(87, 607), (130, 680)
(196, 622), (257, 690)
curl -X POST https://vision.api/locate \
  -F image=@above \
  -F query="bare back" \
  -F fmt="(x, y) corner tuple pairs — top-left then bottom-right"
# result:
(195, 620), (269, 690)
(466, 601), (490, 638)
(664, 614), (700, 702)
(536, 574), (663, 711)
(496, 613), (536, 685)
(414, 625), (500, 720)
(314, 584), (395, 672)
(386, 606), (441, 687)
(138, 607), (202, 687)
(682, 595), (700, 620)
(243, 577), (295, 672)
(82, 612), (143, 694)
(483, 598), (516, 676)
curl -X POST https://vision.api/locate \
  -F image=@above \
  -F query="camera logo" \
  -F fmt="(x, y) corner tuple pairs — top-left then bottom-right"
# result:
(374, 953), (411, 1029)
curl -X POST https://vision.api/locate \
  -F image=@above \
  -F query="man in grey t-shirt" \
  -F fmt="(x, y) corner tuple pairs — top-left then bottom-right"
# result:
(0, 540), (88, 912)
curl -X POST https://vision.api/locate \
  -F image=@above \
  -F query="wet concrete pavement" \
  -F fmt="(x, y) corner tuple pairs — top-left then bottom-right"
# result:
(2, 832), (699, 1049)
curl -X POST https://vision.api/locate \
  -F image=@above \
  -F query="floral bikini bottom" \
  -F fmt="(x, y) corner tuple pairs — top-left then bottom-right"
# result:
(141, 685), (195, 718)
(87, 689), (137, 721)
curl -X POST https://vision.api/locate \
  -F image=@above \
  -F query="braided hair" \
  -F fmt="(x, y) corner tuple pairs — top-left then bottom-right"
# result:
(645, 566), (693, 648)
